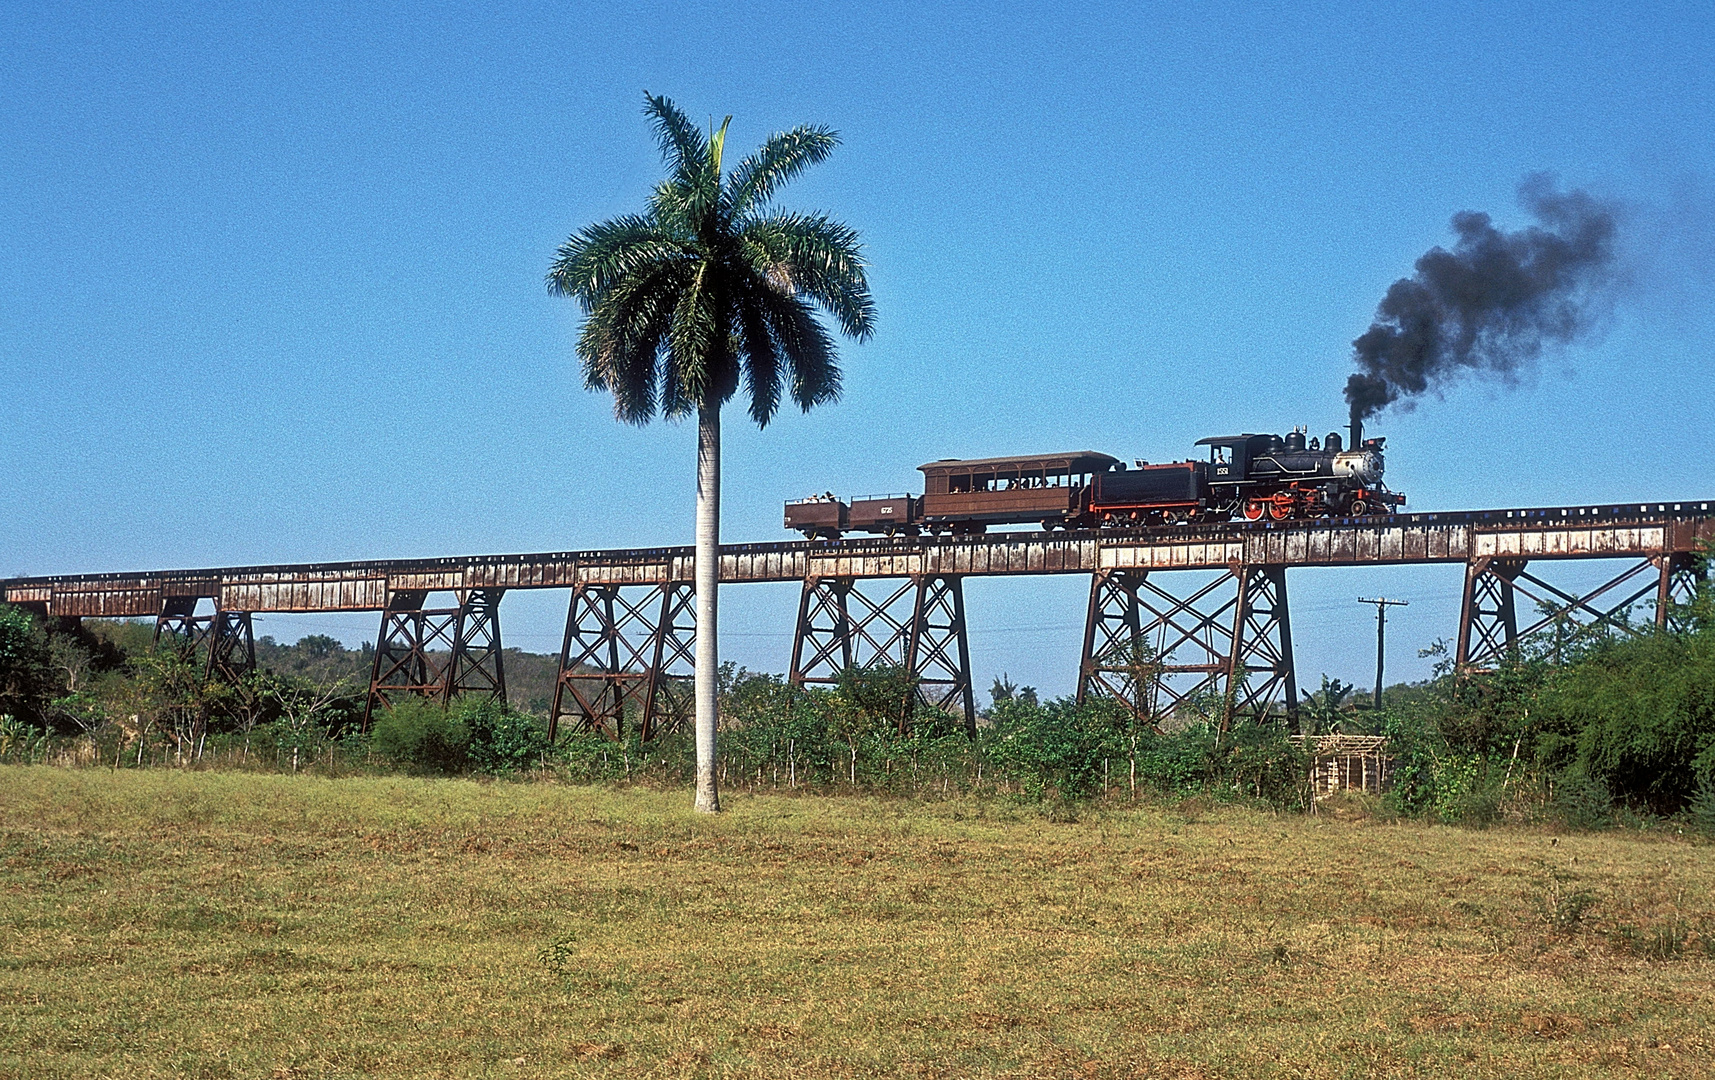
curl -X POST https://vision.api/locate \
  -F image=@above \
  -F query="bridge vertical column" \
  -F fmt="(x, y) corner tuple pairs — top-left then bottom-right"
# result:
(1656, 553), (1703, 631)
(206, 610), (256, 684)
(1076, 570), (1151, 722)
(448, 588), (507, 705)
(907, 573), (975, 732)
(640, 581), (696, 740)
(1225, 564), (1296, 726)
(1103, 564), (1294, 730)
(548, 580), (694, 742)
(363, 590), (458, 728)
(788, 576), (855, 687)
(1456, 557), (1523, 673)
(787, 574), (971, 731)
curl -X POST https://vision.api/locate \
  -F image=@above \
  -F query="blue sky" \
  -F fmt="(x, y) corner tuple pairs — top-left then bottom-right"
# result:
(4, 1), (1712, 698)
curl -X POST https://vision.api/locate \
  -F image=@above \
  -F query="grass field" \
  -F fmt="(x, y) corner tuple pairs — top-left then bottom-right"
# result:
(1, 768), (1712, 1079)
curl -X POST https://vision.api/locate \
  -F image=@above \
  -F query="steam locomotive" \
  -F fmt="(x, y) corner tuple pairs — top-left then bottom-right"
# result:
(784, 426), (1404, 539)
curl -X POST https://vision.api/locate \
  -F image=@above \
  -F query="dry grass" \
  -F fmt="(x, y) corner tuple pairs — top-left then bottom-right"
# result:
(1, 770), (1712, 1079)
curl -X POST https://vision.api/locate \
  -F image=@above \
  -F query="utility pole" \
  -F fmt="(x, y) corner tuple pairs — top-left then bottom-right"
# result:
(1357, 597), (1409, 709)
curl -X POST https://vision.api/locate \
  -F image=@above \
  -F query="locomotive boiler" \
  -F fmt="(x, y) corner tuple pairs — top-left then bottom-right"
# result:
(784, 426), (1404, 539)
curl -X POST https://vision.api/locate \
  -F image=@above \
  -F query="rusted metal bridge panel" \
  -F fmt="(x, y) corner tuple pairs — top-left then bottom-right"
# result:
(1473, 525), (1667, 560)
(50, 581), (166, 618)
(220, 574), (388, 613)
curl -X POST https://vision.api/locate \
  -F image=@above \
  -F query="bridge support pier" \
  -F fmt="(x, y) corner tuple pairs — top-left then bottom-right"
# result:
(1076, 570), (1150, 722)
(154, 596), (256, 685)
(788, 574), (975, 732)
(1454, 557), (1523, 672)
(206, 610), (256, 684)
(364, 588), (508, 729)
(1076, 564), (1295, 730)
(448, 588), (507, 702)
(1457, 554), (1697, 673)
(548, 581), (695, 742)
(1656, 553), (1704, 633)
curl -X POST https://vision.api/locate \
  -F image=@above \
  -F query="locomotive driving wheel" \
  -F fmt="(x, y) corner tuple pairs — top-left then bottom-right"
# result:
(1243, 500), (1266, 521)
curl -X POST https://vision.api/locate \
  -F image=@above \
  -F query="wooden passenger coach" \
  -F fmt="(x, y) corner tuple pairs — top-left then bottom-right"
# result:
(918, 452), (1118, 531)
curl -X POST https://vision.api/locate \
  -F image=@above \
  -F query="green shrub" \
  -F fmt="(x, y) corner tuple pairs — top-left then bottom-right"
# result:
(985, 696), (1129, 801)
(1550, 773), (1613, 830)
(1533, 628), (1715, 813)
(1686, 781), (1715, 835)
(458, 698), (549, 774)
(1421, 754), (1507, 826)
(0, 605), (53, 726)
(370, 699), (470, 774)
(0, 714), (50, 763)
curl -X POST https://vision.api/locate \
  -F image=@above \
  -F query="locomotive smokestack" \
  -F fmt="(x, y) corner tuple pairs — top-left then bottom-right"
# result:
(1342, 174), (1618, 426)
(1349, 408), (1363, 450)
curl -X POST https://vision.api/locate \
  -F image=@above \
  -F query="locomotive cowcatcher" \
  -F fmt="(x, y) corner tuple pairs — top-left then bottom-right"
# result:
(784, 427), (1404, 539)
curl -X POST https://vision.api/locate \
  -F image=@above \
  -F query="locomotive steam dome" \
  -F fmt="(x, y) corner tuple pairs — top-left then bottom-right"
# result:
(1333, 449), (1384, 484)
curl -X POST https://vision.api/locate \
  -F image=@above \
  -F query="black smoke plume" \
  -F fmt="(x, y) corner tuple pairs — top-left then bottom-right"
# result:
(1344, 175), (1619, 427)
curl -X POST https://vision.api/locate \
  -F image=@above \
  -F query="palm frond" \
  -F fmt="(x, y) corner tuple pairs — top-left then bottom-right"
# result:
(727, 126), (839, 215)
(732, 285), (781, 425)
(649, 176), (720, 240)
(577, 263), (685, 423)
(741, 212), (875, 340)
(755, 284), (841, 413)
(665, 271), (718, 416)
(642, 93), (706, 181)
(546, 215), (685, 311)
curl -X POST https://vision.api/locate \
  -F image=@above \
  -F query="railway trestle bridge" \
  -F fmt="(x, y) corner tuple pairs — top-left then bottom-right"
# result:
(5, 501), (1710, 738)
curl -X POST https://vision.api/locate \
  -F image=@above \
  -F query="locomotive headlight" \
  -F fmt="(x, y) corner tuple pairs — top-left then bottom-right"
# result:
(1333, 450), (1383, 484)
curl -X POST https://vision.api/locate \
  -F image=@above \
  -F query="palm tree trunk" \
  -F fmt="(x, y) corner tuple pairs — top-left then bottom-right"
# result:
(693, 400), (722, 813)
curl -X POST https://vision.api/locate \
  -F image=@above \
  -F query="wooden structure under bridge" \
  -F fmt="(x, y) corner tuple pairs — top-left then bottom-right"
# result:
(4, 500), (1710, 738)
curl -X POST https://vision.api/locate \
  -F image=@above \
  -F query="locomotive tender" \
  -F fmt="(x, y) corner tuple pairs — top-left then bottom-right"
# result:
(784, 427), (1404, 539)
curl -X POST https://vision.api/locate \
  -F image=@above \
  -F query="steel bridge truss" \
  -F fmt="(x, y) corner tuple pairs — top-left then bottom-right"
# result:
(1456, 553), (1706, 672)
(363, 588), (507, 727)
(1075, 565), (1297, 729)
(548, 581), (695, 741)
(153, 596), (256, 686)
(787, 574), (976, 732)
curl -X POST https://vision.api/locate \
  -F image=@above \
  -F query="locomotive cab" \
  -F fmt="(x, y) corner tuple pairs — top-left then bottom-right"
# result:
(1197, 434), (1273, 486)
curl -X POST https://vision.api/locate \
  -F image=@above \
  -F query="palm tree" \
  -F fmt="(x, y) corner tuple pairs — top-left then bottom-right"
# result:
(548, 93), (874, 812)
